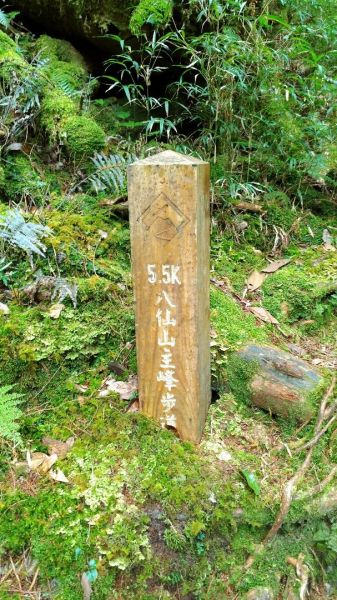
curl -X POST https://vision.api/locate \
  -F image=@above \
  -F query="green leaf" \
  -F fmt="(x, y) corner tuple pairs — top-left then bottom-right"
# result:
(241, 469), (261, 496)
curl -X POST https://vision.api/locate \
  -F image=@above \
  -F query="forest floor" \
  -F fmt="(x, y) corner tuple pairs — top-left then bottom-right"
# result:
(0, 26), (337, 600)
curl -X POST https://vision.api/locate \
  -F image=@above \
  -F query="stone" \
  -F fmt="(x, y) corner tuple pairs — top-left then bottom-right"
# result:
(246, 587), (274, 600)
(236, 344), (322, 421)
(9, 1), (130, 50)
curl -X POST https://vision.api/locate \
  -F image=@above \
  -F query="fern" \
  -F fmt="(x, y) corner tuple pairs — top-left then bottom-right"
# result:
(0, 385), (23, 444)
(0, 9), (19, 29)
(0, 9), (10, 29)
(0, 209), (51, 257)
(89, 153), (134, 194)
(51, 71), (79, 99)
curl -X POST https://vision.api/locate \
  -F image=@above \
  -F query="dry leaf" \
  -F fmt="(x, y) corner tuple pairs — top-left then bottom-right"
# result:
(75, 383), (89, 393)
(49, 303), (65, 319)
(26, 451), (46, 470)
(126, 399), (139, 413)
(261, 258), (291, 273)
(323, 228), (336, 251)
(49, 468), (69, 484)
(233, 201), (264, 214)
(0, 302), (10, 315)
(42, 436), (74, 459)
(249, 306), (279, 324)
(246, 271), (266, 292)
(27, 451), (58, 474)
(99, 374), (138, 401)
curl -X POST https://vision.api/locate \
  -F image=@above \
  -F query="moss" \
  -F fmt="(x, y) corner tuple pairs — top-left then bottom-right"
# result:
(210, 287), (267, 350)
(63, 115), (106, 157)
(226, 355), (260, 405)
(0, 155), (48, 204)
(262, 248), (337, 326)
(0, 30), (26, 80)
(130, 0), (173, 34)
(0, 29), (17, 54)
(40, 91), (77, 141)
(35, 34), (87, 70)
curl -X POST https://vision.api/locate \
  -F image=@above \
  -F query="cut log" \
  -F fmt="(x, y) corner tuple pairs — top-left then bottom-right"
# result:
(235, 344), (323, 421)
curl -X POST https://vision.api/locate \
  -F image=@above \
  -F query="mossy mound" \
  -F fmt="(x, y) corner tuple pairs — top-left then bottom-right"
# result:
(63, 115), (106, 157)
(0, 155), (49, 204)
(0, 29), (26, 80)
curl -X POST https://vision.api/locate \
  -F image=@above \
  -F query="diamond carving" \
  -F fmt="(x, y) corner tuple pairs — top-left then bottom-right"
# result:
(138, 192), (189, 242)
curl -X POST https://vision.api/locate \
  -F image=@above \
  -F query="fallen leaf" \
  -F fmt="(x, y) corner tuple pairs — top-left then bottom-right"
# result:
(323, 228), (336, 251)
(126, 399), (139, 413)
(6, 142), (23, 151)
(246, 271), (266, 292)
(49, 303), (65, 319)
(249, 306), (279, 324)
(26, 452), (46, 470)
(75, 383), (89, 393)
(241, 469), (260, 495)
(49, 468), (69, 484)
(261, 258), (291, 273)
(233, 201), (264, 214)
(27, 451), (58, 474)
(0, 302), (10, 315)
(42, 436), (74, 459)
(99, 374), (138, 401)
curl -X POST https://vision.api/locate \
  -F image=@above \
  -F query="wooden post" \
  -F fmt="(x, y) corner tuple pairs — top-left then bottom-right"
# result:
(128, 150), (210, 443)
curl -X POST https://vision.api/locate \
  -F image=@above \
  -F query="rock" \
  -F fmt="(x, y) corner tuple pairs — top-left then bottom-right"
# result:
(10, 1), (131, 50)
(234, 344), (322, 421)
(246, 587), (274, 600)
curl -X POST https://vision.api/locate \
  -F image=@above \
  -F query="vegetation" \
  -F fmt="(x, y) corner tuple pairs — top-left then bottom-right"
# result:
(0, 1), (336, 598)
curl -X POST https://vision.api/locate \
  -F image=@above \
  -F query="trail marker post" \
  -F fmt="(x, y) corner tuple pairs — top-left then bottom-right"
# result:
(128, 150), (210, 443)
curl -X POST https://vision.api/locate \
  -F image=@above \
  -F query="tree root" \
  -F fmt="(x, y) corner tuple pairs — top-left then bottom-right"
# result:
(245, 375), (336, 569)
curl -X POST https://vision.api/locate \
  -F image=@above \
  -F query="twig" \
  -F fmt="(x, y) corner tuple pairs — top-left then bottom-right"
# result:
(28, 566), (40, 591)
(9, 556), (22, 592)
(295, 414), (337, 454)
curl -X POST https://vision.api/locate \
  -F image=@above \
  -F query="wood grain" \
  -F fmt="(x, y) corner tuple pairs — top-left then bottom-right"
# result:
(128, 150), (210, 443)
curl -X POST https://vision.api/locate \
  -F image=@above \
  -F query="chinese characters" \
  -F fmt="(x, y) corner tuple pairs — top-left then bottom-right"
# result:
(147, 264), (181, 429)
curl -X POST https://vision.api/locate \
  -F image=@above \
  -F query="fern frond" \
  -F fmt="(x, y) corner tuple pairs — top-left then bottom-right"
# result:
(0, 9), (10, 29)
(0, 9), (19, 29)
(0, 209), (52, 256)
(0, 384), (23, 444)
(51, 72), (79, 98)
(89, 153), (135, 194)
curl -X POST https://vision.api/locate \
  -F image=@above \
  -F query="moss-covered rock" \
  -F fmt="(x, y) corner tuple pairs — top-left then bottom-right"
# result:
(0, 155), (48, 204)
(35, 34), (88, 91)
(63, 115), (106, 157)
(229, 344), (323, 421)
(0, 29), (26, 80)
(40, 91), (77, 141)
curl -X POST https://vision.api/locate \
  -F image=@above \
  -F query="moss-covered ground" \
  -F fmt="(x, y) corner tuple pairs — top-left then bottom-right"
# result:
(0, 27), (337, 600)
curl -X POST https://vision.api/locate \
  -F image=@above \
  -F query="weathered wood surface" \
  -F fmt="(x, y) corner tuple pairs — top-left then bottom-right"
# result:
(238, 344), (322, 421)
(128, 150), (211, 443)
